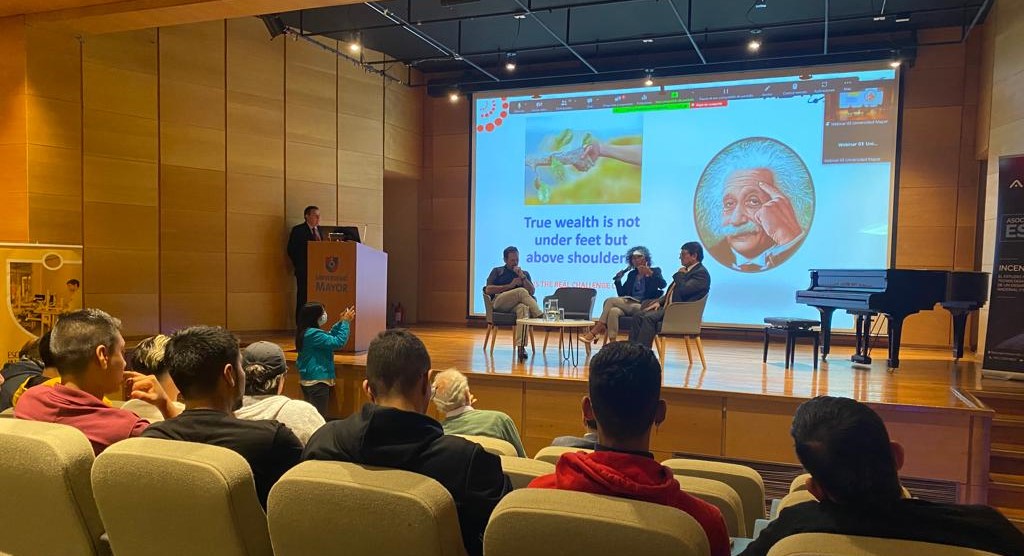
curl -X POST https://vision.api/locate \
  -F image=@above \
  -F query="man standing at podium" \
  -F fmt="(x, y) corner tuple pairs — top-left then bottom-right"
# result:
(288, 206), (323, 319)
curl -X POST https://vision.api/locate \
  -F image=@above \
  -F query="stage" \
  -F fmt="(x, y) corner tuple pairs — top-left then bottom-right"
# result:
(253, 324), (996, 504)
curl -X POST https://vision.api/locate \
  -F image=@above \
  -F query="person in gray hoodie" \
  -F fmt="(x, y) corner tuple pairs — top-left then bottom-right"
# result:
(235, 341), (325, 445)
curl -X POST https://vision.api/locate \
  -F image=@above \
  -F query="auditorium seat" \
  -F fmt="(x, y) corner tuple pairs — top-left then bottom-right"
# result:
(655, 295), (709, 368)
(455, 433), (519, 456)
(676, 476), (746, 537)
(119, 399), (165, 422)
(776, 489), (818, 515)
(0, 408), (13, 418)
(91, 437), (272, 556)
(484, 489), (710, 556)
(533, 445), (593, 464)
(482, 288), (535, 355)
(765, 533), (1001, 556)
(500, 455), (555, 489)
(0, 419), (109, 556)
(268, 461), (466, 556)
(663, 457), (766, 535)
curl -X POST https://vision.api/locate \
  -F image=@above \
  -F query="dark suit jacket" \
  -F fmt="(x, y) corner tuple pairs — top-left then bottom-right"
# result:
(614, 267), (667, 301)
(664, 262), (711, 304)
(287, 223), (320, 276)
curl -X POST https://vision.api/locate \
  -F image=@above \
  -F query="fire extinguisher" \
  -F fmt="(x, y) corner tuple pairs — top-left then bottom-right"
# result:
(394, 302), (404, 326)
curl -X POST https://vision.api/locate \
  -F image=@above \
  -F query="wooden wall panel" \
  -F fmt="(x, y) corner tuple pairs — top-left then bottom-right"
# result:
(159, 21), (225, 331)
(81, 30), (158, 336)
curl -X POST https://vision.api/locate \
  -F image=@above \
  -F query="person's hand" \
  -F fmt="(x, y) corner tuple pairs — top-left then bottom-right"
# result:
(513, 266), (525, 278)
(613, 268), (627, 281)
(753, 180), (802, 246)
(638, 265), (653, 278)
(510, 277), (523, 287)
(124, 371), (180, 418)
(469, 393), (478, 406)
(340, 306), (356, 322)
(645, 301), (661, 312)
(572, 142), (601, 171)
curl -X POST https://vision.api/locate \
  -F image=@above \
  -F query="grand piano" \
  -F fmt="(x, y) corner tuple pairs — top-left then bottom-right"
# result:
(796, 269), (989, 368)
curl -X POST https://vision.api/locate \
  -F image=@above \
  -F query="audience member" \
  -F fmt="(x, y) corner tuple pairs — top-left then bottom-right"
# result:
(15, 309), (180, 454)
(122, 334), (184, 421)
(295, 301), (355, 418)
(304, 329), (511, 556)
(235, 341), (325, 445)
(739, 396), (1024, 556)
(142, 326), (303, 508)
(550, 418), (599, 449)
(431, 369), (526, 456)
(529, 341), (730, 556)
(0, 336), (45, 411)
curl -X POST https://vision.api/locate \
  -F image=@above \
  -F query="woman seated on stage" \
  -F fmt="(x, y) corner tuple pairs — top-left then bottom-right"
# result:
(581, 246), (666, 344)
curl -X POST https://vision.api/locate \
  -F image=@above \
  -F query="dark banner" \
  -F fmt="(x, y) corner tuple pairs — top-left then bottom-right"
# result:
(984, 154), (1024, 373)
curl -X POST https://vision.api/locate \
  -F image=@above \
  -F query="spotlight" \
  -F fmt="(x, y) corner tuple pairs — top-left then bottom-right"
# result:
(349, 42), (361, 53)
(505, 52), (517, 72)
(889, 49), (902, 68)
(890, 59), (901, 68)
(748, 28), (762, 52)
(643, 71), (654, 87)
(258, 14), (286, 39)
(449, 91), (460, 103)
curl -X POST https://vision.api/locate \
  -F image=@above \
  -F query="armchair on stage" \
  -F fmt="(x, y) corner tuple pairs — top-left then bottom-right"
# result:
(655, 295), (709, 369)
(307, 241), (387, 353)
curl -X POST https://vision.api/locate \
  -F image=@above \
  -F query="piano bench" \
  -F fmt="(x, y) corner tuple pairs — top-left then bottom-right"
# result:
(763, 318), (821, 369)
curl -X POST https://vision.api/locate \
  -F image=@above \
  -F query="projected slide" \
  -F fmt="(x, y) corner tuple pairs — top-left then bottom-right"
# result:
(471, 64), (899, 328)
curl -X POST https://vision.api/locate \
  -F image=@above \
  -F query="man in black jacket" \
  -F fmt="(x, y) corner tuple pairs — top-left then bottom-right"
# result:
(582, 246), (666, 343)
(739, 397), (1024, 556)
(629, 242), (710, 348)
(303, 329), (511, 556)
(287, 205), (323, 319)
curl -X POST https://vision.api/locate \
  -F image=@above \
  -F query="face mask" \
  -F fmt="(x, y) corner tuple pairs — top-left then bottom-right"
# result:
(318, 313), (328, 326)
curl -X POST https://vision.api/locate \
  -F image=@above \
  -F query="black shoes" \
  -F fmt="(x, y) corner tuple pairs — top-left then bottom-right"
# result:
(518, 346), (529, 361)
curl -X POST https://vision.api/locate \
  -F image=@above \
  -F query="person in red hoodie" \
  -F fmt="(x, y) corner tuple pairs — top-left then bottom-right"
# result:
(529, 341), (731, 556)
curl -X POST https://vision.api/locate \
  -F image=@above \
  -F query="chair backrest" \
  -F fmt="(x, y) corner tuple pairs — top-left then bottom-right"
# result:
(676, 476), (746, 537)
(268, 461), (466, 556)
(0, 419), (107, 556)
(543, 287), (597, 320)
(533, 445), (594, 465)
(455, 434), (519, 456)
(484, 489), (710, 556)
(482, 287), (495, 324)
(664, 458), (766, 535)
(500, 455), (555, 489)
(91, 437), (272, 556)
(776, 489), (817, 514)
(0, 408), (14, 418)
(119, 399), (164, 423)
(661, 295), (709, 336)
(766, 533), (1002, 556)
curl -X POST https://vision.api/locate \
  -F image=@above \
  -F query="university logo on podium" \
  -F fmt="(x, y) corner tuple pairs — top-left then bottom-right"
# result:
(325, 256), (339, 273)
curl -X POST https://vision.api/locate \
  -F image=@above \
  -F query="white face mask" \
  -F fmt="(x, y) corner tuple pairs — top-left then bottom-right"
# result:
(318, 312), (328, 326)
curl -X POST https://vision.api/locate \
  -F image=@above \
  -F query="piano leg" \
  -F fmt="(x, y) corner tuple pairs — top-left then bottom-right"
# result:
(816, 307), (835, 360)
(948, 309), (969, 360)
(851, 312), (873, 365)
(887, 315), (906, 369)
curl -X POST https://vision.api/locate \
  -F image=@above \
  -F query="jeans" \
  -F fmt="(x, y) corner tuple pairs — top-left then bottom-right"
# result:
(301, 382), (332, 418)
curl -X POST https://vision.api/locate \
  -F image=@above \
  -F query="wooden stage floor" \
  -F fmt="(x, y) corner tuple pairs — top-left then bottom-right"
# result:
(254, 324), (989, 412)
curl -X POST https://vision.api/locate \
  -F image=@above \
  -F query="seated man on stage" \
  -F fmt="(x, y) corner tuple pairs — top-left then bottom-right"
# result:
(582, 246), (666, 344)
(739, 396), (1024, 556)
(529, 341), (730, 556)
(629, 242), (711, 349)
(485, 246), (543, 361)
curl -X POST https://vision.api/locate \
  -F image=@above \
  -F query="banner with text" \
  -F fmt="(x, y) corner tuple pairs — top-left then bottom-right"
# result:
(983, 154), (1024, 373)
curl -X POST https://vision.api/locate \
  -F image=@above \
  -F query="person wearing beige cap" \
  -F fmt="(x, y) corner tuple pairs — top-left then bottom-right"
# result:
(581, 245), (666, 344)
(235, 340), (325, 445)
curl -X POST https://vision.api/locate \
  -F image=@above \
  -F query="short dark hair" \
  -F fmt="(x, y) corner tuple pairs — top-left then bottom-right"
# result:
(38, 331), (55, 368)
(18, 337), (41, 361)
(303, 205), (319, 216)
(66, 279), (80, 287)
(161, 326), (240, 399)
(49, 309), (122, 375)
(502, 246), (519, 261)
(295, 302), (327, 351)
(366, 329), (431, 398)
(791, 396), (902, 507)
(588, 341), (662, 440)
(681, 241), (704, 262)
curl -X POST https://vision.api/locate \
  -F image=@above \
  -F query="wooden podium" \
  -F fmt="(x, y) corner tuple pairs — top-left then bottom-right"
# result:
(306, 241), (387, 353)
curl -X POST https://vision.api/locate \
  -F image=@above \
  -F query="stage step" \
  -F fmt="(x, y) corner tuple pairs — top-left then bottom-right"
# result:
(991, 443), (1024, 477)
(973, 390), (1024, 417)
(988, 473), (1024, 509)
(993, 414), (1024, 445)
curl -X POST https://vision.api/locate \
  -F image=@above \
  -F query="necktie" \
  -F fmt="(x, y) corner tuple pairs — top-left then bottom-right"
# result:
(313, 227), (321, 241)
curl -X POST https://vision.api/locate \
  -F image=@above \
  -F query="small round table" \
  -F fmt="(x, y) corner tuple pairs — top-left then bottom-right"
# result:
(517, 318), (594, 366)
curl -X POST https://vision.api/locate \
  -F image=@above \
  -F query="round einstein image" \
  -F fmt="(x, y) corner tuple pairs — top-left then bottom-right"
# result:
(694, 137), (815, 273)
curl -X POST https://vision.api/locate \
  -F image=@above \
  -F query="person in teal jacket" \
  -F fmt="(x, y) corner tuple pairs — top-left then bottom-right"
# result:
(295, 302), (355, 417)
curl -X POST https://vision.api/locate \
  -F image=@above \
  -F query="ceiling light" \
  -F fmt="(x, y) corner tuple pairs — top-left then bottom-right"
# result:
(513, 13), (527, 19)
(748, 28), (762, 52)
(505, 51), (517, 71)
(644, 76), (654, 87)
(349, 41), (361, 53)
(889, 60), (901, 68)
(642, 38), (655, 44)
(449, 90), (460, 103)
(753, 0), (768, 8)
(873, 15), (886, 21)
(894, 15), (910, 23)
